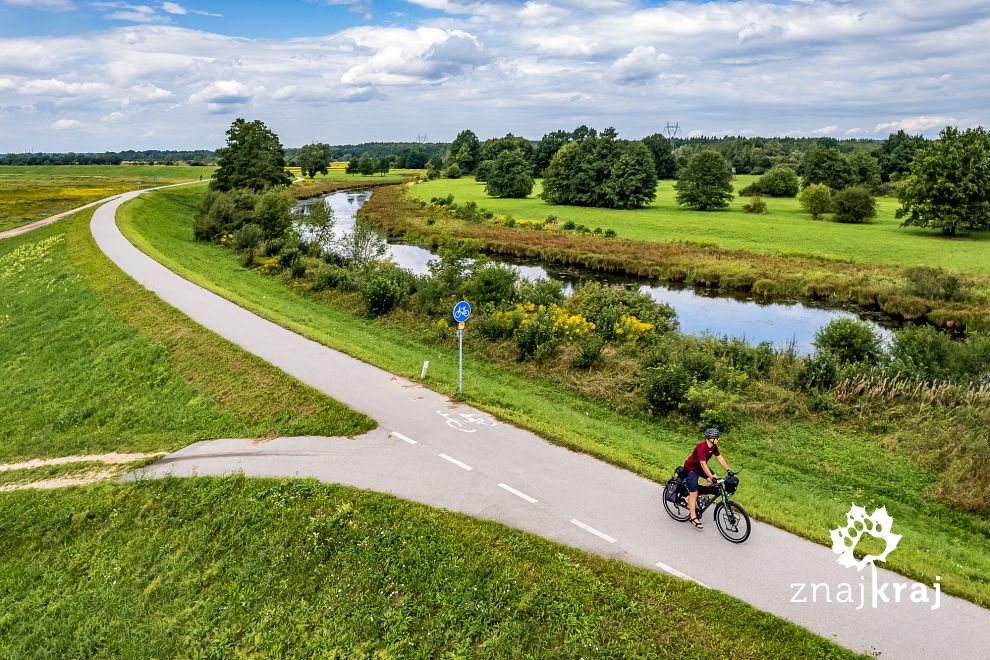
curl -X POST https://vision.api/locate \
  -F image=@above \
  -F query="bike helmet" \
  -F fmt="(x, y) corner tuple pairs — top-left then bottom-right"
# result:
(705, 428), (721, 440)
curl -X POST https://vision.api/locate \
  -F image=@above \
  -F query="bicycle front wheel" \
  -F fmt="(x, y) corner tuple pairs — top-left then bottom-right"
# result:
(714, 501), (751, 543)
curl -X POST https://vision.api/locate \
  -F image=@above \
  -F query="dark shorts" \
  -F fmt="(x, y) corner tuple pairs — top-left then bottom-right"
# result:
(684, 470), (710, 493)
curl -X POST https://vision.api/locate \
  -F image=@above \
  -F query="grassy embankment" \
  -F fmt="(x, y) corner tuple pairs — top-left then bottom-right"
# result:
(404, 177), (990, 330)
(0, 477), (858, 658)
(0, 208), (372, 473)
(120, 184), (990, 608)
(0, 165), (214, 232)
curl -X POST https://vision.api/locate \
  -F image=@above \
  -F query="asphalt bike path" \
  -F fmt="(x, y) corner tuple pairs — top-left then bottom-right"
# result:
(0, 181), (198, 241)
(92, 189), (990, 659)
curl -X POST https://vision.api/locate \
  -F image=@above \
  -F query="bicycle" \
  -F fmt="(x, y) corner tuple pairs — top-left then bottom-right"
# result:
(663, 468), (751, 543)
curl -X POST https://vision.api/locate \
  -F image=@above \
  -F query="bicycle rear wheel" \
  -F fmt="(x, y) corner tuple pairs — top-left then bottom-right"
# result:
(663, 485), (691, 522)
(714, 501), (751, 543)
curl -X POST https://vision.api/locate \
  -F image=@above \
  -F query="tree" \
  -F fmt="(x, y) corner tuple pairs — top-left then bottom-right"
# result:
(395, 147), (427, 169)
(480, 134), (534, 164)
(800, 145), (850, 190)
(675, 149), (733, 211)
(443, 163), (462, 179)
(356, 152), (375, 176)
(253, 189), (293, 239)
(296, 142), (332, 178)
(896, 126), (990, 236)
(346, 158), (359, 175)
(642, 133), (678, 179)
(539, 127), (656, 209)
(485, 149), (534, 198)
(847, 151), (881, 191)
(831, 186), (877, 223)
(602, 142), (658, 209)
(474, 159), (496, 182)
(211, 118), (293, 192)
(739, 165), (799, 197)
(799, 183), (833, 220)
(375, 157), (390, 177)
(878, 130), (927, 182)
(533, 130), (572, 176)
(448, 129), (481, 173)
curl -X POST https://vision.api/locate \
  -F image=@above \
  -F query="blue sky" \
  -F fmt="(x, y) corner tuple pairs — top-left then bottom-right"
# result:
(1, 0), (988, 151)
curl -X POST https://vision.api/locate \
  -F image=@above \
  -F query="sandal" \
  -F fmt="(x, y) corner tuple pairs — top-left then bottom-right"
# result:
(690, 517), (704, 530)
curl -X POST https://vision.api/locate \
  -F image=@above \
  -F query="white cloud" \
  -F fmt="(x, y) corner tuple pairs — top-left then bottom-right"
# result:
(19, 78), (112, 96)
(50, 118), (81, 129)
(874, 115), (957, 133)
(340, 28), (485, 86)
(161, 2), (184, 14)
(99, 111), (126, 122)
(611, 46), (672, 84)
(813, 125), (839, 135)
(188, 79), (252, 106)
(3, 0), (75, 9)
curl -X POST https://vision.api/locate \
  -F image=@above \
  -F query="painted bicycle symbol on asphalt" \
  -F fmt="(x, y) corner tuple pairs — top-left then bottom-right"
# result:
(437, 409), (498, 433)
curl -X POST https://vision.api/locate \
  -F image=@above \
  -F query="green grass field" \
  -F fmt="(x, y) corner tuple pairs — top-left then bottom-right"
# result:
(0, 165), (214, 231)
(0, 209), (371, 463)
(409, 176), (990, 274)
(119, 185), (990, 608)
(0, 477), (858, 658)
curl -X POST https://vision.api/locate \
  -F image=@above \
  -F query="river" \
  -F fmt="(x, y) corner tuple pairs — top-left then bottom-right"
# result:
(297, 189), (895, 354)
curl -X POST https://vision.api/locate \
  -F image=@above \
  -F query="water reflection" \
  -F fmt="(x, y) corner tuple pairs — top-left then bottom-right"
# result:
(296, 190), (892, 355)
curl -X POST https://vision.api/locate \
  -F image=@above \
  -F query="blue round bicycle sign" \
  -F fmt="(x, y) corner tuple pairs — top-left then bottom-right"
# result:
(453, 300), (472, 323)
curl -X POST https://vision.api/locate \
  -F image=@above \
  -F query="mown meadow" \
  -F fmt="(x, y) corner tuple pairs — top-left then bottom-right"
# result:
(0, 165), (214, 231)
(410, 175), (990, 274)
(120, 184), (990, 607)
(0, 477), (858, 658)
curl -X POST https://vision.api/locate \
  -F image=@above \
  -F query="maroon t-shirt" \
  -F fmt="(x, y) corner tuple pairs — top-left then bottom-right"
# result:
(683, 440), (720, 472)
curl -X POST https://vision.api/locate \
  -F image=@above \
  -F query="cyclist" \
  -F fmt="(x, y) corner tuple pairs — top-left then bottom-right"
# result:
(683, 428), (731, 529)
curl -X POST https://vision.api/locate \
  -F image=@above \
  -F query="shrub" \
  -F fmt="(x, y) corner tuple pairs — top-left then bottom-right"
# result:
(567, 282), (677, 338)
(263, 237), (285, 256)
(604, 228), (617, 238)
(831, 186), (877, 223)
(562, 220), (576, 230)
(799, 350), (841, 390)
(721, 339), (775, 377)
(254, 189), (293, 239)
(889, 325), (953, 381)
(679, 381), (736, 431)
(289, 258), (307, 280)
(233, 223), (263, 251)
(464, 262), (519, 307)
(516, 278), (565, 308)
(362, 269), (410, 317)
(642, 363), (692, 414)
(443, 164), (462, 179)
(193, 188), (258, 241)
(799, 183), (833, 220)
(309, 264), (357, 292)
(905, 266), (967, 302)
(742, 194), (767, 214)
(761, 166), (800, 197)
(813, 318), (884, 365)
(570, 334), (605, 369)
(512, 307), (557, 360)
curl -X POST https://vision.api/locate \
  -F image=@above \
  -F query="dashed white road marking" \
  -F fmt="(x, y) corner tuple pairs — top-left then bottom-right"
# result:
(498, 482), (538, 503)
(438, 453), (473, 471)
(570, 519), (616, 544)
(390, 431), (417, 445)
(655, 561), (709, 588)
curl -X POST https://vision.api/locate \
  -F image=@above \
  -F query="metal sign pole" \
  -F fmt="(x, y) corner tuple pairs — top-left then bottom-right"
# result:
(458, 327), (463, 393)
(452, 300), (471, 395)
